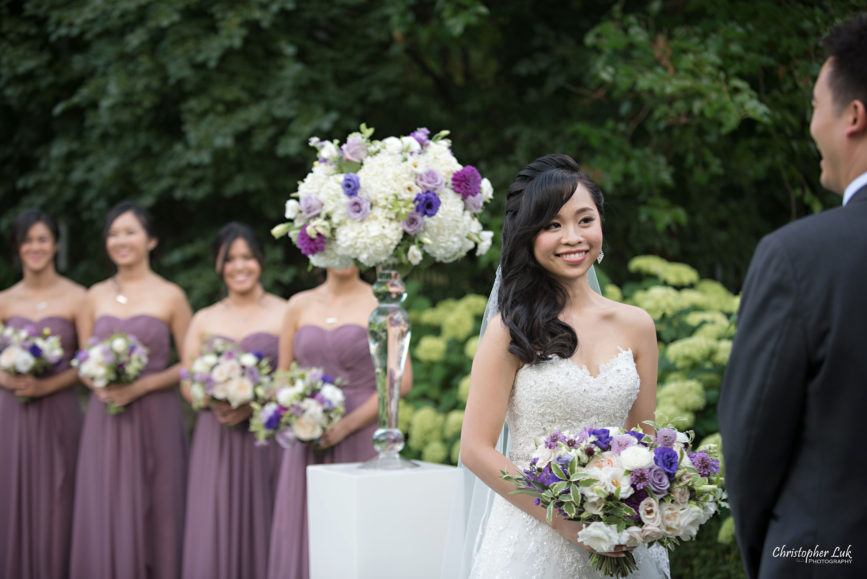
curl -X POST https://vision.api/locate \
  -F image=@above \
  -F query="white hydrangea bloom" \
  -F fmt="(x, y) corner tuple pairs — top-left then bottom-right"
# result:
(423, 194), (475, 262)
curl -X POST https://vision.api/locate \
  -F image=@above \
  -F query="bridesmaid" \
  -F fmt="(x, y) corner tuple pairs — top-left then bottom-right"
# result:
(0, 209), (86, 579)
(69, 201), (192, 579)
(181, 222), (286, 579)
(267, 265), (413, 579)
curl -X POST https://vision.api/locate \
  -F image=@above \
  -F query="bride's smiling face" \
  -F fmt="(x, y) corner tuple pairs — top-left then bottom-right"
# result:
(532, 184), (602, 283)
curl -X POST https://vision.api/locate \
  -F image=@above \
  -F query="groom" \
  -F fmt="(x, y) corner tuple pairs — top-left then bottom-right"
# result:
(718, 14), (867, 579)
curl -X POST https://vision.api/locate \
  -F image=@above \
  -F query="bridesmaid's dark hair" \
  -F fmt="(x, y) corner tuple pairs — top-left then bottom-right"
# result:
(102, 201), (158, 242)
(213, 222), (266, 279)
(10, 209), (60, 269)
(498, 153), (604, 365)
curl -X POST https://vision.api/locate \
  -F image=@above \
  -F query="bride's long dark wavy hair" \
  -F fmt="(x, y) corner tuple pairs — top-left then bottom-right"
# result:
(497, 153), (604, 365)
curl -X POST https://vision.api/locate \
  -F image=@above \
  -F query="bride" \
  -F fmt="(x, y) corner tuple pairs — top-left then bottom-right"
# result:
(446, 154), (669, 578)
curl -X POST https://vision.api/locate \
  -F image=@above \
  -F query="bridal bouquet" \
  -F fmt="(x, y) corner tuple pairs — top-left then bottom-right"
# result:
(72, 332), (149, 414)
(0, 323), (65, 403)
(249, 362), (346, 447)
(271, 125), (494, 269)
(501, 425), (726, 577)
(180, 337), (272, 411)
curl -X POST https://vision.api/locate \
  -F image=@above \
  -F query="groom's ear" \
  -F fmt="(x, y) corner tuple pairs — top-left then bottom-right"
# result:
(844, 99), (867, 137)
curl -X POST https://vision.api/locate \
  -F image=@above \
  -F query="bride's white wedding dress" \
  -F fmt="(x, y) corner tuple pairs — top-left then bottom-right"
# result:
(468, 349), (670, 578)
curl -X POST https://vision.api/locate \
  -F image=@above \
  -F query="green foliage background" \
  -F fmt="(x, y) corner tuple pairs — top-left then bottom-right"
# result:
(2, 0), (864, 303)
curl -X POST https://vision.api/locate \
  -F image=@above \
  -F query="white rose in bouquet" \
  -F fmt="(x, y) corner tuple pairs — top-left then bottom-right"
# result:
(577, 522), (622, 553)
(14, 350), (36, 374)
(0, 345), (20, 369)
(225, 377), (254, 408)
(292, 415), (324, 441)
(619, 445), (654, 470)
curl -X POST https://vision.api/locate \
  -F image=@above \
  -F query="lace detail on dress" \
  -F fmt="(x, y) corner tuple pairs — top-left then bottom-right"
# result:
(507, 349), (640, 469)
(468, 349), (670, 579)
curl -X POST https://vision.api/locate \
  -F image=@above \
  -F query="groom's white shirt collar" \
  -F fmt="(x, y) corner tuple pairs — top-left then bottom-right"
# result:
(843, 171), (867, 206)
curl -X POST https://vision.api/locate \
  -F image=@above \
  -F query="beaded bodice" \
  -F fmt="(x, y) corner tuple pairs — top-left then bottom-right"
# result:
(507, 349), (640, 467)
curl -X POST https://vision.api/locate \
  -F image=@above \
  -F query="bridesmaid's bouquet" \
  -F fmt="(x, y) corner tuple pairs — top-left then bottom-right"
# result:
(73, 332), (149, 414)
(0, 323), (65, 403)
(180, 337), (272, 411)
(501, 425), (726, 577)
(249, 362), (346, 447)
(271, 124), (494, 270)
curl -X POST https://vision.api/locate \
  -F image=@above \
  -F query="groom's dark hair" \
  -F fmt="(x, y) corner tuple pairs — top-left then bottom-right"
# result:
(498, 153), (604, 365)
(823, 13), (867, 112)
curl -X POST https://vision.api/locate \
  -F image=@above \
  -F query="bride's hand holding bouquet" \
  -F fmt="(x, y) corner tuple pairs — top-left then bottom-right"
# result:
(502, 424), (726, 577)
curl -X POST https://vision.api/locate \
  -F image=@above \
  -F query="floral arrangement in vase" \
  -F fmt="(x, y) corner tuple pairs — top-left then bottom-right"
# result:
(271, 125), (494, 268)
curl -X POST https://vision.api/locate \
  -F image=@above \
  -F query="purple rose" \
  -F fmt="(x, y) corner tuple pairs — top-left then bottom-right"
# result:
(346, 196), (371, 221)
(464, 194), (484, 213)
(401, 211), (425, 234)
(299, 194), (323, 218)
(222, 349), (238, 360)
(656, 428), (677, 447)
(689, 451), (721, 477)
(28, 343), (43, 358)
(647, 465), (671, 496)
(625, 430), (647, 445)
(416, 169), (445, 192)
(414, 191), (441, 218)
(589, 428), (612, 451)
(263, 406), (281, 430)
(309, 368), (324, 382)
(342, 173), (361, 197)
(410, 127), (430, 146)
(297, 225), (327, 256)
(654, 446), (679, 477)
(342, 136), (368, 162)
(452, 166), (482, 199)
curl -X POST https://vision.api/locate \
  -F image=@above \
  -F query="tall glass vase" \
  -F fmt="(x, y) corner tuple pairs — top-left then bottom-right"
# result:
(360, 264), (418, 469)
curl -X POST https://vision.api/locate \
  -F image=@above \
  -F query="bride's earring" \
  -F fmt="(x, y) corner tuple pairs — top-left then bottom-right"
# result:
(597, 249), (605, 264)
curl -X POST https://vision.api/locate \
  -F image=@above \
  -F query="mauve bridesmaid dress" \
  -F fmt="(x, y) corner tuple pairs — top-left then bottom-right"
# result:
(0, 316), (83, 579)
(69, 315), (189, 579)
(181, 333), (283, 579)
(267, 324), (378, 579)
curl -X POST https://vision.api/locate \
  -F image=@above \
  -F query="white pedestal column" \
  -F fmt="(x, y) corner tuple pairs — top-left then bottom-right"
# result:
(307, 461), (458, 579)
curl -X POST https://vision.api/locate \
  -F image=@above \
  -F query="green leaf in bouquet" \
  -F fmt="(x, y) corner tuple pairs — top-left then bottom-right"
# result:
(545, 502), (555, 523)
(563, 501), (577, 518)
(551, 461), (567, 481)
(569, 484), (583, 506)
(579, 478), (597, 488)
(550, 481), (569, 495)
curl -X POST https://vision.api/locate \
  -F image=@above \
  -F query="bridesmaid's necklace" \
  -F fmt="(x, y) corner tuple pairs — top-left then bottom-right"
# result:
(112, 276), (128, 305)
(223, 292), (265, 323)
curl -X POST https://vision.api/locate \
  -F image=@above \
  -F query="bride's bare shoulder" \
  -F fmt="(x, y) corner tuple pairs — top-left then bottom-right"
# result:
(597, 296), (655, 337)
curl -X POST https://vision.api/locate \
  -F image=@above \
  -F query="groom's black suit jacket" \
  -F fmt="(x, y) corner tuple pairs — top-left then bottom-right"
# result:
(719, 186), (867, 578)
